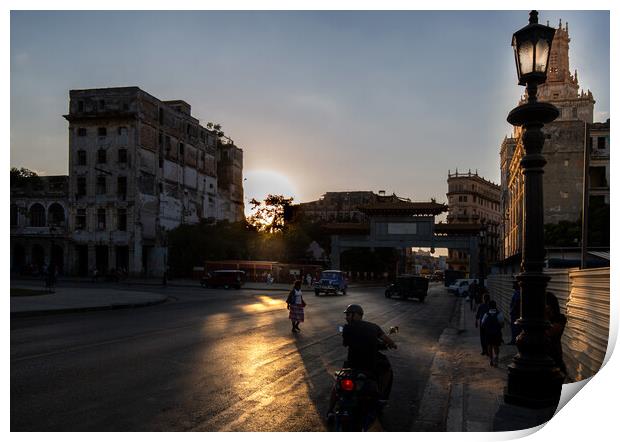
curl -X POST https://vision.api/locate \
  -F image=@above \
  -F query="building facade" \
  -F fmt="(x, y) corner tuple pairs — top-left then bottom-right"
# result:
(445, 170), (501, 275)
(499, 21), (610, 261)
(11, 87), (244, 277)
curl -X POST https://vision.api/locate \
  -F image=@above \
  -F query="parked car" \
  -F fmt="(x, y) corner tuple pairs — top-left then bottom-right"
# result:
(447, 279), (475, 297)
(385, 275), (429, 302)
(314, 270), (348, 296)
(200, 270), (245, 289)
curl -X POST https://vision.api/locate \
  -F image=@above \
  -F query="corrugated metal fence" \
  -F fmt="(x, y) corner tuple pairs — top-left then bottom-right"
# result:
(487, 267), (610, 382)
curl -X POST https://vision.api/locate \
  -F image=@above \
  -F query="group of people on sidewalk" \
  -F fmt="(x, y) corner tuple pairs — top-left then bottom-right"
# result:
(473, 281), (568, 378)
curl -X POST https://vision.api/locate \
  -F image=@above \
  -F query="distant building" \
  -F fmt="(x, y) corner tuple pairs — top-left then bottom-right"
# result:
(299, 190), (411, 223)
(10, 176), (69, 274)
(11, 86), (245, 277)
(499, 21), (610, 263)
(445, 170), (501, 276)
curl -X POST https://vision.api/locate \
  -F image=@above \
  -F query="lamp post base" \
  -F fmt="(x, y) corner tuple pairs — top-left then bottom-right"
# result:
(504, 359), (564, 409)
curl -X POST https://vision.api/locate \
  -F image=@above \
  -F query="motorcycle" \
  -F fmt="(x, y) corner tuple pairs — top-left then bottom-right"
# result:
(329, 326), (398, 431)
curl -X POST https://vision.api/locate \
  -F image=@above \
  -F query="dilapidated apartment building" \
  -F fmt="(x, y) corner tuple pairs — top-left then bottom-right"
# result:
(499, 21), (610, 264)
(11, 86), (244, 277)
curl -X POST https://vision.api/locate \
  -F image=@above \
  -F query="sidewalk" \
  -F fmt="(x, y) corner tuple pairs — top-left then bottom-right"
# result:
(414, 294), (557, 432)
(10, 282), (168, 317)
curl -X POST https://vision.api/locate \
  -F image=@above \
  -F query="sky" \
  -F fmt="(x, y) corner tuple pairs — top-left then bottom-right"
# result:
(10, 10), (610, 210)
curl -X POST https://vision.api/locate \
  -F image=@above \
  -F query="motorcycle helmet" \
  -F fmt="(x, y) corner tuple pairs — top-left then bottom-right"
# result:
(343, 304), (364, 316)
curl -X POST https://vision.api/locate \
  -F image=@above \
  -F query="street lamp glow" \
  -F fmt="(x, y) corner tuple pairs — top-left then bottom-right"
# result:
(511, 10), (556, 86)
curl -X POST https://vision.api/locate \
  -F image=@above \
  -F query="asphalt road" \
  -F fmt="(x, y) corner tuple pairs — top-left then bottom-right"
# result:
(11, 282), (457, 431)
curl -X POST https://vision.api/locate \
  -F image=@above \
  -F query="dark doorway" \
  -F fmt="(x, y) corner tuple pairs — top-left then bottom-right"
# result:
(95, 246), (109, 274)
(31, 244), (45, 273)
(116, 246), (129, 272)
(51, 244), (64, 274)
(76, 245), (88, 276)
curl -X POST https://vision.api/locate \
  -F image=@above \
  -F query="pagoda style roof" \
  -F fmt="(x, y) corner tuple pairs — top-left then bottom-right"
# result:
(434, 222), (482, 235)
(322, 223), (371, 234)
(358, 201), (448, 216)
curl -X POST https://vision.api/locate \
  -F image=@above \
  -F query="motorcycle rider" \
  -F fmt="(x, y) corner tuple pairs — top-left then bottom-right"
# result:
(327, 304), (397, 418)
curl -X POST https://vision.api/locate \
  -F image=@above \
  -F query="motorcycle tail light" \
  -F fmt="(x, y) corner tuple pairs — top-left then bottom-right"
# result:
(340, 379), (355, 391)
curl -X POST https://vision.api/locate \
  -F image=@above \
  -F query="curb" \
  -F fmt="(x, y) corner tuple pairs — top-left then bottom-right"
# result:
(10, 296), (169, 318)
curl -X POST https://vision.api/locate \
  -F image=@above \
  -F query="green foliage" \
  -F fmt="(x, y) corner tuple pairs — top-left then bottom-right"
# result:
(544, 221), (581, 247)
(167, 196), (331, 275)
(247, 194), (294, 233)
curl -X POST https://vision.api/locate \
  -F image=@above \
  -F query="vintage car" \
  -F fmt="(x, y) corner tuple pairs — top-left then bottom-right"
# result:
(200, 270), (245, 289)
(385, 274), (429, 302)
(314, 270), (348, 296)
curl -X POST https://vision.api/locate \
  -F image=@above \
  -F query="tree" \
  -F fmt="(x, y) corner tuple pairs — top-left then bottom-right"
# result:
(247, 194), (295, 233)
(10, 167), (41, 187)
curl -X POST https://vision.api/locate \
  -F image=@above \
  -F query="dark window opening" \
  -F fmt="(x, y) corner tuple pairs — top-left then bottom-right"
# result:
(98, 127), (107, 137)
(118, 208), (127, 231)
(76, 209), (86, 230)
(159, 108), (164, 124)
(77, 101), (84, 112)
(77, 150), (87, 165)
(97, 208), (106, 230)
(117, 176), (127, 200)
(77, 127), (87, 137)
(179, 143), (185, 156)
(77, 177), (87, 197)
(118, 148), (127, 163)
(29, 204), (46, 227)
(598, 137), (606, 150)
(99, 100), (105, 109)
(118, 126), (128, 136)
(590, 167), (608, 188)
(96, 176), (106, 195)
(97, 149), (107, 164)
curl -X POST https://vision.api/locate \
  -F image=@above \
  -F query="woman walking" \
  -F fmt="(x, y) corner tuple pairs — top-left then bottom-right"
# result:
(287, 280), (306, 333)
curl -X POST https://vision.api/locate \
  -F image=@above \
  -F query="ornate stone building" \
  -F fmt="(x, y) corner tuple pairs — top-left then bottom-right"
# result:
(500, 21), (610, 261)
(445, 170), (501, 275)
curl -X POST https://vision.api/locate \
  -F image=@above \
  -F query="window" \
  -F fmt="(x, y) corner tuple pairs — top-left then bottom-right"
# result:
(29, 204), (46, 227)
(159, 108), (164, 124)
(77, 177), (87, 197)
(77, 127), (87, 137)
(117, 176), (127, 199)
(99, 100), (105, 109)
(97, 149), (107, 164)
(96, 176), (106, 195)
(76, 209), (86, 230)
(77, 150), (87, 165)
(117, 208), (127, 231)
(118, 126), (128, 136)
(98, 127), (107, 137)
(598, 137), (606, 150)
(118, 148), (127, 163)
(572, 107), (578, 119)
(179, 143), (185, 157)
(78, 101), (84, 112)
(97, 208), (106, 230)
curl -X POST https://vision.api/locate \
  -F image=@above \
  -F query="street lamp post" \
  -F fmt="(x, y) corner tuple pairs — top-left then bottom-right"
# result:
(504, 10), (564, 408)
(478, 223), (486, 289)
